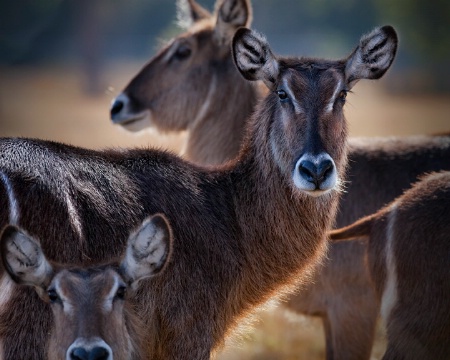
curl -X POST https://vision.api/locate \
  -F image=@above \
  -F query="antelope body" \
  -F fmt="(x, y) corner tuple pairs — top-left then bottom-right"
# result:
(329, 171), (450, 360)
(111, 1), (450, 358)
(0, 214), (173, 360)
(0, 26), (396, 359)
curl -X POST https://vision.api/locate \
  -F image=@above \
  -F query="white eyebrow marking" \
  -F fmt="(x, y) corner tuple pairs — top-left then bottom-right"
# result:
(162, 38), (179, 63)
(282, 78), (303, 114)
(0, 170), (19, 225)
(54, 278), (74, 316)
(103, 274), (120, 313)
(325, 80), (342, 113)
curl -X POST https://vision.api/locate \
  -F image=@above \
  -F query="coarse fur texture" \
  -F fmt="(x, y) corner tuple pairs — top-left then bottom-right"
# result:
(329, 171), (450, 360)
(0, 26), (396, 359)
(112, 5), (436, 357)
(287, 134), (450, 359)
(0, 214), (172, 360)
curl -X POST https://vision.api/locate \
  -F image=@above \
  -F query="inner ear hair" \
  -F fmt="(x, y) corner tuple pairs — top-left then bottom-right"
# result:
(232, 28), (279, 89)
(345, 25), (398, 85)
(177, 0), (211, 29)
(214, 0), (252, 45)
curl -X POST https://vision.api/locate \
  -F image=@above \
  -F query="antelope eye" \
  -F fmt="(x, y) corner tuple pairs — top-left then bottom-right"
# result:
(174, 44), (191, 60)
(339, 90), (347, 102)
(116, 285), (127, 300)
(47, 289), (59, 303)
(276, 90), (288, 101)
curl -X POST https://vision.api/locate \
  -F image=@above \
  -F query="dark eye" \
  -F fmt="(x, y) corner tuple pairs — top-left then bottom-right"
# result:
(174, 44), (191, 60)
(338, 90), (347, 102)
(115, 285), (127, 300)
(47, 289), (59, 303)
(276, 90), (288, 101)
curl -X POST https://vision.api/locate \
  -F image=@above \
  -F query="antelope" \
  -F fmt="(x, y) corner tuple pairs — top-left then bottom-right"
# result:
(0, 214), (172, 360)
(110, 0), (258, 165)
(0, 26), (397, 359)
(329, 171), (450, 360)
(110, 1), (450, 358)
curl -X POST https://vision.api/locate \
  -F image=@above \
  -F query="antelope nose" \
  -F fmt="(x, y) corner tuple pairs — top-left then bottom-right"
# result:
(70, 346), (110, 360)
(110, 98), (124, 118)
(298, 159), (334, 188)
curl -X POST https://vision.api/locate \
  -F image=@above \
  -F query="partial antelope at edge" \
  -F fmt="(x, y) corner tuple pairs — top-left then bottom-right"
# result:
(329, 171), (450, 360)
(0, 214), (173, 360)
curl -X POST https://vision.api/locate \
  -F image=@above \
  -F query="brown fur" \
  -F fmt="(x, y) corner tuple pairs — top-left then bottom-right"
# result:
(0, 26), (395, 359)
(112, 2), (450, 358)
(329, 171), (450, 360)
(0, 214), (173, 360)
(288, 135), (450, 359)
(111, 0), (259, 165)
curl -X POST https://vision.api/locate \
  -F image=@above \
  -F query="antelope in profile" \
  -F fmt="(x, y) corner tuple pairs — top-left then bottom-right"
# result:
(110, 0), (258, 165)
(111, 1), (450, 358)
(329, 171), (450, 360)
(0, 26), (397, 359)
(0, 214), (172, 360)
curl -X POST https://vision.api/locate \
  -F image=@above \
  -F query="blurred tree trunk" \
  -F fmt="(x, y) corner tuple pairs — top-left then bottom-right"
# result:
(73, 0), (107, 96)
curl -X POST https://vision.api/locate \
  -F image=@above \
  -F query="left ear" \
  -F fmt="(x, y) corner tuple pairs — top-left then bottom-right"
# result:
(232, 28), (279, 90)
(345, 25), (398, 89)
(214, 0), (252, 45)
(121, 214), (173, 287)
(177, 0), (211, 29)
(0, 225), (53, 299)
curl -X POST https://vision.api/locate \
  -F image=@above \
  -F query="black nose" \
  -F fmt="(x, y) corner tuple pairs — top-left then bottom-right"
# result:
(110, 99), (124, 118)
(298, 159), (334, 188)
(70, 346), (110, 360)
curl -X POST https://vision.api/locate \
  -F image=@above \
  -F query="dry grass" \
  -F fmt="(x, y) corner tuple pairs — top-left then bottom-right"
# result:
(0, 63), (449, 359)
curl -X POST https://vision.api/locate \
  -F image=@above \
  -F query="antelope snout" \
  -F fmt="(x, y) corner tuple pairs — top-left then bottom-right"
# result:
(110, 93), (151, 132)
(293, 153), (337, 195)
(110, 93), (130, 123)
(67, 339), (112, 360)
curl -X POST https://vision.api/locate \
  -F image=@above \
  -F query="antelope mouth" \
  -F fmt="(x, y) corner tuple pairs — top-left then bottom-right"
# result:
(117, 111), (153, 133)
(112, 110), (150, 126)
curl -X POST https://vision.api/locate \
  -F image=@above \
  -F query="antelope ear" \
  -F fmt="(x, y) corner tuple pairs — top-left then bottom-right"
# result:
(177, 0), (211, 29)
(121, 214), (173, 287)
(345, 25), (398, 88)
(0, 226), (53, 290)
(214, 0), (252, 45)
(232, 28), (279, 90)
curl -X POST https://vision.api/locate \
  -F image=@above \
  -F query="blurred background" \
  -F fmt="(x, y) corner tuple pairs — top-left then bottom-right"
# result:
(1, 0), (449, 150)
(0, 0), (449, 358)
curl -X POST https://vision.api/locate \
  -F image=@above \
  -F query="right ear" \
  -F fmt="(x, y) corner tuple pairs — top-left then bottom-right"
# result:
(177, 0), (211, 29)
(328, 215), (374, 241)
(344, 25), (398, 89)
(214, 0), (252, 45)
(121, 214), (173, 287)
(0, 225), (53, 291)
(232, 28), (279, 90)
